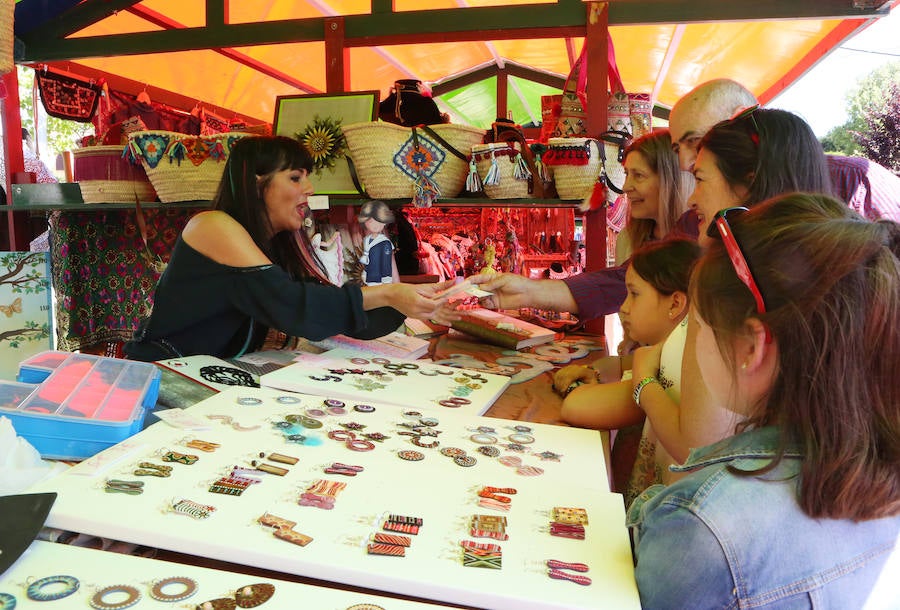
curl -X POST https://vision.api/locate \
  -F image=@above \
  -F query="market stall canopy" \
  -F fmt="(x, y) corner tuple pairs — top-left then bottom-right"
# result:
(11, 0), (898, 128)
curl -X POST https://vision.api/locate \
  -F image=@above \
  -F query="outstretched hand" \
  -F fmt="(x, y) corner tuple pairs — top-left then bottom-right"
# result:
(468, 272), (534, 310)
(384, 282), (451, 320)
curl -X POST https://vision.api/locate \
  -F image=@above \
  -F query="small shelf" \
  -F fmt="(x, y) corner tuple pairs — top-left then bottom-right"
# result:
(2, 201), (214, 212)
(4, 183), (581, 211)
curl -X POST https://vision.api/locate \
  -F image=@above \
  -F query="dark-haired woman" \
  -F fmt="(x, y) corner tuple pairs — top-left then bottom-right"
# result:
(125, 136), (451, 361)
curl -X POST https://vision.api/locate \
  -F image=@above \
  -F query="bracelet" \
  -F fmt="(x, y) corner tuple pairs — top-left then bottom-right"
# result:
(563, 380), (585, 397)
(632, 376), (661, 408)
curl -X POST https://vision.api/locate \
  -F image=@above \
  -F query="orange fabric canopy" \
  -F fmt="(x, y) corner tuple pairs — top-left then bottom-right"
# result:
(13, 0), (899, 128)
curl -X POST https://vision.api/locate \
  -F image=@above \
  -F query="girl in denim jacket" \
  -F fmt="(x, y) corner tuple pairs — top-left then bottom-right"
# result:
(628, 193), (900, 609)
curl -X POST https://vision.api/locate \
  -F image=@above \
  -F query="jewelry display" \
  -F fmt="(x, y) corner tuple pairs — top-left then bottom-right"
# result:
(25, 575), (80, 601)
(89, 584), (141, 610)
(149, 576), (198, 602)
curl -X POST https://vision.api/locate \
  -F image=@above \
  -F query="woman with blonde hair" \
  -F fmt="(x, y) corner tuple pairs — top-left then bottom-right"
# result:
(615, 129), (694, 264)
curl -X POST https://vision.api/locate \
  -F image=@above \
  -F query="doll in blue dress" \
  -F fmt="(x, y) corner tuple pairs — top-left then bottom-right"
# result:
(358, 200), (397, 285)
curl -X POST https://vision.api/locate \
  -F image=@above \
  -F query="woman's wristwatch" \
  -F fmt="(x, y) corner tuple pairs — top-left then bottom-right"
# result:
(632, 376), (661, 409)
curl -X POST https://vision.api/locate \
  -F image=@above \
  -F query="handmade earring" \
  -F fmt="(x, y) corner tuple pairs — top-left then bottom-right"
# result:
(148, 576), (197, 602)
(25, 575), (80, 601)
(89, 584), (141, 609)
(194, 583), (275, 609)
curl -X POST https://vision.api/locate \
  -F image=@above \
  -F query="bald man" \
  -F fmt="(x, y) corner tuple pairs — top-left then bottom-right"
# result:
(669, 78), (900, 221)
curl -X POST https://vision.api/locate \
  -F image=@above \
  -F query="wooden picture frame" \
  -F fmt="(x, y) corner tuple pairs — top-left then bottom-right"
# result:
(273, 91), (379, 195)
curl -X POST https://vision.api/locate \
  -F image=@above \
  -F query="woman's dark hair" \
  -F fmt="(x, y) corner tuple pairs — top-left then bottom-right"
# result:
(692, 192), (900, 520)
(630, 237), (702, 296)
(213, 135), (326, 282)
(699, 108), (833, 206)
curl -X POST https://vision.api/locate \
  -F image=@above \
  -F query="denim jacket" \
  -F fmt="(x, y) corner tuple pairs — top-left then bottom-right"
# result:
(627, 426), (900, 610)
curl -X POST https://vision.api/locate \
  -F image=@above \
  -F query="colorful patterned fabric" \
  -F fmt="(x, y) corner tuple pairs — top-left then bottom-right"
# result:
(49, 208), (195, 350)
(393, 133), (446, 181)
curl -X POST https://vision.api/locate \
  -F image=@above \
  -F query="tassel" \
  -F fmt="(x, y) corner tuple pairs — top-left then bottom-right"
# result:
(168, 141), (187, 165)
(512, 152), (531, 181)
(413, 171), (441, 208)
(580, 173), (608, 212)
(534, 152), (550, 183)
(466, 157), (483, 192)
(483, 152), (501, 186)
(208, 140), (227, 161)
(123, 143), (140, 165)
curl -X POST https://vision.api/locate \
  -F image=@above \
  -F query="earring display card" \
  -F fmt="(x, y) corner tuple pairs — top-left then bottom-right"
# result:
(1, 540), (467, 610)
(260, 348), (510, 416)
(155, 355), (264, 392)
(26, 386), (638, 610)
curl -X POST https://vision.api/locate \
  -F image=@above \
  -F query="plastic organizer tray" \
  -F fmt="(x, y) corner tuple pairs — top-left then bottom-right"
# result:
(0, 351), (161, 460)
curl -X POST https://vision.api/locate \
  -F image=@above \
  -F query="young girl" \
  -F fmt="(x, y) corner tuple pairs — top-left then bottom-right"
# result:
(553, 238), (700, 502)
(630, 193), (900, 607)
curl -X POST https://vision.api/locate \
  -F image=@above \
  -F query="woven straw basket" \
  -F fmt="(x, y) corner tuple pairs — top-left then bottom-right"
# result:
(472, 142), (532, 199)
(0, 0), (12, 76)
(127, 131), (249, 203)
(545, 137), (601, 200)
(72, 145), (157, 204)
(342, 122), (485, 199)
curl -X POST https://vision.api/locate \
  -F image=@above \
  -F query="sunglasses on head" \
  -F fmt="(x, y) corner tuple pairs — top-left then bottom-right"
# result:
(729, 104), (761, 147)
(706, 206), (772, 343)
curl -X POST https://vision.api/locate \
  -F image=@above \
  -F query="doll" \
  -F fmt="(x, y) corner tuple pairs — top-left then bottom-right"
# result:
(357, 200), (397, 285)
(304, 214), (344, 286)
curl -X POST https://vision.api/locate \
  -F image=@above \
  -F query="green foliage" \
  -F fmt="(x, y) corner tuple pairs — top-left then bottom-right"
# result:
(855, 81), (900, 174)
(845, 61), (900, 126)
(820, 121), (860, 156)
(17, 66), (94, 156)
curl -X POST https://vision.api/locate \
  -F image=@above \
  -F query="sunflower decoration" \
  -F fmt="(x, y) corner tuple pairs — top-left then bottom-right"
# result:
(296, 115), (347, 175)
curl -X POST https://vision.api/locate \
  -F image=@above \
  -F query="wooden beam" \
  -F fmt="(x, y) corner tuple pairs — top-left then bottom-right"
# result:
(433, 61), (565, 96)
(126, 5), (319, 93)
(604, 0), (889, 24)
(324, 17), (350, 93)
(16, 0), (889, 66)
(2, 70), (28, 251)
(17, 4), (588, 61)
(496, 69), (508, 121)
(432, 64), (500, 96)
(504, 62), (566, 90)
(583, 2), (607, 271)
(19, 0), (144, 41)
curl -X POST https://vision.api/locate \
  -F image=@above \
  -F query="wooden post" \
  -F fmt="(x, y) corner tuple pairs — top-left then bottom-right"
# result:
(496, 69), (508, 121)
(582, 2), (609, 335)
(324, 17), (350, 93)
(2, 69), (28, 251)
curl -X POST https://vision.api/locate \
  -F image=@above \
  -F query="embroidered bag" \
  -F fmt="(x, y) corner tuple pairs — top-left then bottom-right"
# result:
(36, 69), (103, 122)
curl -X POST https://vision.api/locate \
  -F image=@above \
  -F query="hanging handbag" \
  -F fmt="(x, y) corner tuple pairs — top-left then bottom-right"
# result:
(546, 36), (652, 141)
(36, 68), (103, 122)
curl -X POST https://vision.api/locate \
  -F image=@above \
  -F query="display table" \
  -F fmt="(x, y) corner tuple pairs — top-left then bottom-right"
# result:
(25, 383), (637, 610)
(0, 540), (467, 609)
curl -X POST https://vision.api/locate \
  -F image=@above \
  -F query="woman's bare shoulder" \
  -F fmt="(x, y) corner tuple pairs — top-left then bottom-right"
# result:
(182, 211), (270, 267)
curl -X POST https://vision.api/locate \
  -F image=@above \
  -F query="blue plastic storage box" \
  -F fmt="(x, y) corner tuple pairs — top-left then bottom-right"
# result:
(0, 351), (161, 460)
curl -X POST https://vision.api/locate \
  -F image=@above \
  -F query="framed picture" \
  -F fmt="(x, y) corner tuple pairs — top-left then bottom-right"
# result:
(0, 252), (53, 380)
(273, 91), (379, 195)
